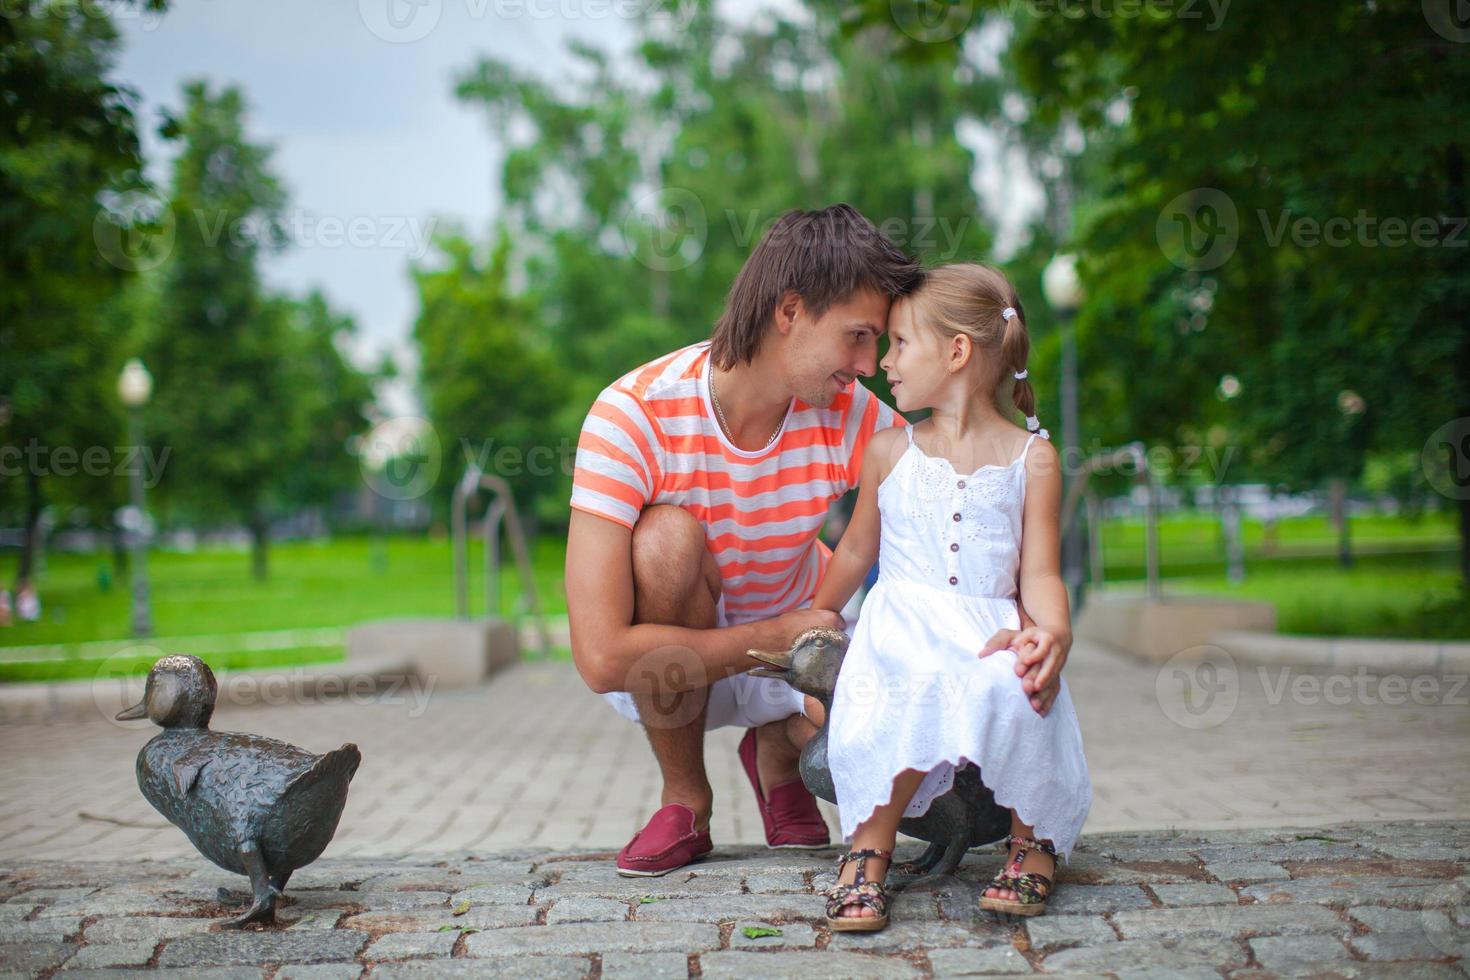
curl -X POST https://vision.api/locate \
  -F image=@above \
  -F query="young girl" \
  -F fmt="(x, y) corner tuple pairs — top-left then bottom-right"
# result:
(810, 263), (1092, 929)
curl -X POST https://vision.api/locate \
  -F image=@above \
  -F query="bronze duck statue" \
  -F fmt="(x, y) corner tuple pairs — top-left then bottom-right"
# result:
(748, 627), (1011, 882)
(116, 655), (361, 927)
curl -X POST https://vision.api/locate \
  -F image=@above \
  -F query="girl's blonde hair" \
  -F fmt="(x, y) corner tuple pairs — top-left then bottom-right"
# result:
(906, 263), (1042, 431)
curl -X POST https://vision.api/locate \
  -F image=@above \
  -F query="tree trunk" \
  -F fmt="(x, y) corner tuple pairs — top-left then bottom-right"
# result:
(250, 514), (270, 581)
(17, 469), (42, 587)
(1460, 492), (1470, 590)
(1328, 479), (1352, 569)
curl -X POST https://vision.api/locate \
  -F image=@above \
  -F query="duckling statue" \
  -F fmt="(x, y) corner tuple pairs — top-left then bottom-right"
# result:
(748, 627), (1011, 882)
(116, 655), (361, 927)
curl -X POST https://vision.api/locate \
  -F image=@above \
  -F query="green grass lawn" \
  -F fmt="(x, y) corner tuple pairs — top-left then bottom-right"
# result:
(1, 513), (1464, 683)
(0, 534), (571, 682)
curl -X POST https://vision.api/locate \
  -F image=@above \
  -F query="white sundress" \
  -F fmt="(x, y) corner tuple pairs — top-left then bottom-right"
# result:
(827, 426), (1093, 862)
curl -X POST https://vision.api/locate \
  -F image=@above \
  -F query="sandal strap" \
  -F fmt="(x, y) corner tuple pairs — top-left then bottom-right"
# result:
(834, 848), (892, 885)
(1006, 834), (1057, 857)
(824, 878), (890, 919)
(996, 871), (1053, 905)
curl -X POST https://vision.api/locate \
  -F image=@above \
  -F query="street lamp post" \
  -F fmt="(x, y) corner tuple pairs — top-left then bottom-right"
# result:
(1043, 254), (1085, 601)
(117, 358), (153, 637)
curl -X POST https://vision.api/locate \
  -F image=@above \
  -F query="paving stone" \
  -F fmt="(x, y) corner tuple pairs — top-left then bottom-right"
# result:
(450, 881), (539, 905)
(36, 886), (179, 918)
(1048, 852), (1203, 885)
(632, 894), (816, 923)
(1042, 884), (1153, 916)
(57, 939), (156, 969)
(48, 970), (266, 979)
(82, 916), (214, 943)
(928, 945), (1035, 975)
(351, 890), (452, 911)
(1112, 902), (1343, 940)
(1203, 861), (1291, 882)
(1187, 841), (1367, 863)
(1349, 929), (1465, 961)
(1023, 914), (1117, 950)
(156, 930), (369, 967)
(1149, 883), (1239, 906)
(4, 887), (97, 905)
(1040, 937), (1249, 973)
(826, 917), (1011, 953)
(0, 905), (33, 921)
(600, 951), (688, 978)
(534, 872), (736, 901)
(1347, 905), (1456, 934)
(273, 967), (365, 980)
(370, 958), (590, 979)
(1249, 933), (1354, 974)
(700, 950), (919, 979)
(744, 870), (807, 893)
(364, 931), (458, 959)
(340, 905), (538, 931)
(0, 916), (83, 942)
(280, 909), (344, 930)
(1242, 876), (1459, 908)
(0, 940), (77, 974)
(728, 920), (818, 948)
(544, 896), (627, 924)
(463, 921), (719, 956)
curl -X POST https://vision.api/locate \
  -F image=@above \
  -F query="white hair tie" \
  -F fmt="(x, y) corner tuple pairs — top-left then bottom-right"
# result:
(1001, 307), (1018, 322)
(1013, 369), (1028, 381)
(1025, 415), (1050, 440)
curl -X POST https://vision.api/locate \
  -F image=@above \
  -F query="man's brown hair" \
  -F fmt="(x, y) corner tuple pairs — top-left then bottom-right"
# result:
(709, 204), (923, 370)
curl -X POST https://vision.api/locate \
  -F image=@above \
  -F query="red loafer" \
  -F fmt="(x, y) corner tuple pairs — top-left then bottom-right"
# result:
(738, 727), (830, 848)
(616, 802), (714, 877)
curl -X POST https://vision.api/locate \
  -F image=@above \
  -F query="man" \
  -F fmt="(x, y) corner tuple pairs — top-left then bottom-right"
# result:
(566, 204), (1064, 877)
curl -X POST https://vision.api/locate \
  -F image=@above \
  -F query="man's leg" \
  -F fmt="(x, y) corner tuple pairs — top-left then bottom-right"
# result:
(629, 505), (723, 831)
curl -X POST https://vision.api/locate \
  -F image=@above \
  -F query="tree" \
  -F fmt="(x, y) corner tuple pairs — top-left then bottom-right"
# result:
(0, 0), (168, 586)
(853, 0), (1470, 583)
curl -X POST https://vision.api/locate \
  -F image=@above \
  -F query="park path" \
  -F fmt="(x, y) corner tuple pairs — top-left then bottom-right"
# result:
(1, 639), (1466, 861)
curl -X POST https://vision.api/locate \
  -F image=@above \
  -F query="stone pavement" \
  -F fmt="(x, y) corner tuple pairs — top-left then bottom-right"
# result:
(0, 820), (1467, 977)
(1, 640), (1467, 861)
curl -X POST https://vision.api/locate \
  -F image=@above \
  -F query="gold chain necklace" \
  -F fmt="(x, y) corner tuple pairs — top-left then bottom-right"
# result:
(710, 371), (783, 450)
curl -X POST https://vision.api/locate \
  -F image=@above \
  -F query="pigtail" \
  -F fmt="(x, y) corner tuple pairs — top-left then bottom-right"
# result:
(1001, 304), (1050, 441)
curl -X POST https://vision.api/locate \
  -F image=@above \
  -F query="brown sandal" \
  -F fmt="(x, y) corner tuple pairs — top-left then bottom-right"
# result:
(824, 847), (892, 932)
(978, 834), (1057, 916)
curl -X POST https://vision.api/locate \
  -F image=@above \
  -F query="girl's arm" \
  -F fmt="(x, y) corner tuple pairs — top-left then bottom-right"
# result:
(811, 426), (902, 614)
(1008, 436), (1072, 714)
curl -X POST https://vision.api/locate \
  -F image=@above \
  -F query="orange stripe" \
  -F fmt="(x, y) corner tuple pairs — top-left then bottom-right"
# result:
(683, 495), (831, 527)
(574, 471), (647, 511)
(588, 402), (662, 489)
(577, 434), (650, 494)
(665, 462), (838, 497)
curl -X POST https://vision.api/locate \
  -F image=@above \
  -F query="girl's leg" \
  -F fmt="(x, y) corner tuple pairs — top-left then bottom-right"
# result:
(983, 810), (1056, 902)
(832, 768), (926, 919)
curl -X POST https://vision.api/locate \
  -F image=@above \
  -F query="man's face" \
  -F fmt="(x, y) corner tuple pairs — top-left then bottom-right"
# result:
(782, 287), (891, 408)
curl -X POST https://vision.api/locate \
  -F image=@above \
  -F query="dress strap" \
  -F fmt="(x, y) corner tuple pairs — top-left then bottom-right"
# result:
(904, 425), (914, 445)
(1017, 432), (1040, 465)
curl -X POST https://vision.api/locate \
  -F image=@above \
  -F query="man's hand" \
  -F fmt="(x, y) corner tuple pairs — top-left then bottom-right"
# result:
(978, 627), (1070, 716)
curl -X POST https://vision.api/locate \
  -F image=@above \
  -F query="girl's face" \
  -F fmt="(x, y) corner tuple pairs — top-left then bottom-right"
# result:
(880, 297), (950, 413)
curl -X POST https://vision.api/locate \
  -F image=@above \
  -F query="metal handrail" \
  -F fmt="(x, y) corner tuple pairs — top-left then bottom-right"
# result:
(451, 466), (552, 657)
(1060, 441), (1160, 601)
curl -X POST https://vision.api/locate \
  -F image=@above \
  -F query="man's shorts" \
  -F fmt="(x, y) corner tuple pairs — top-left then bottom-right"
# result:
(601, 593), (811, 731)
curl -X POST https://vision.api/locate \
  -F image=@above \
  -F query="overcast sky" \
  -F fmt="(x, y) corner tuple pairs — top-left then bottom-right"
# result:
(113, 1), (1039, 414)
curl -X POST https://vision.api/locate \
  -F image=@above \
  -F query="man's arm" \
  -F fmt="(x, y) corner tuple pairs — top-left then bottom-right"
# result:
(566, 510), (841, 695)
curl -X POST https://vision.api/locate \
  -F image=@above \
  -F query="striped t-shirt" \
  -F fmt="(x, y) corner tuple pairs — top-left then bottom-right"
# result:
(569, 339), (907, 624)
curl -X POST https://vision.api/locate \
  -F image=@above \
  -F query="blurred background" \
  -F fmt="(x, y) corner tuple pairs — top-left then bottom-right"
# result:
(3, 0), (1467, 685)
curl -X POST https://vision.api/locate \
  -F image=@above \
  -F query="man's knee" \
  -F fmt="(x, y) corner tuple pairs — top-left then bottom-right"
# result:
(631, 505), (720, 625)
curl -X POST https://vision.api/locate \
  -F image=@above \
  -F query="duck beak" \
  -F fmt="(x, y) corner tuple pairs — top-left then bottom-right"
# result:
(746, 648), (792, 679)
(115, 700), (147, 721)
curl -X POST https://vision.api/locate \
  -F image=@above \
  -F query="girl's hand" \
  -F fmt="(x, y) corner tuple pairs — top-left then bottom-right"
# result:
(978, 627), (1070, 716)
